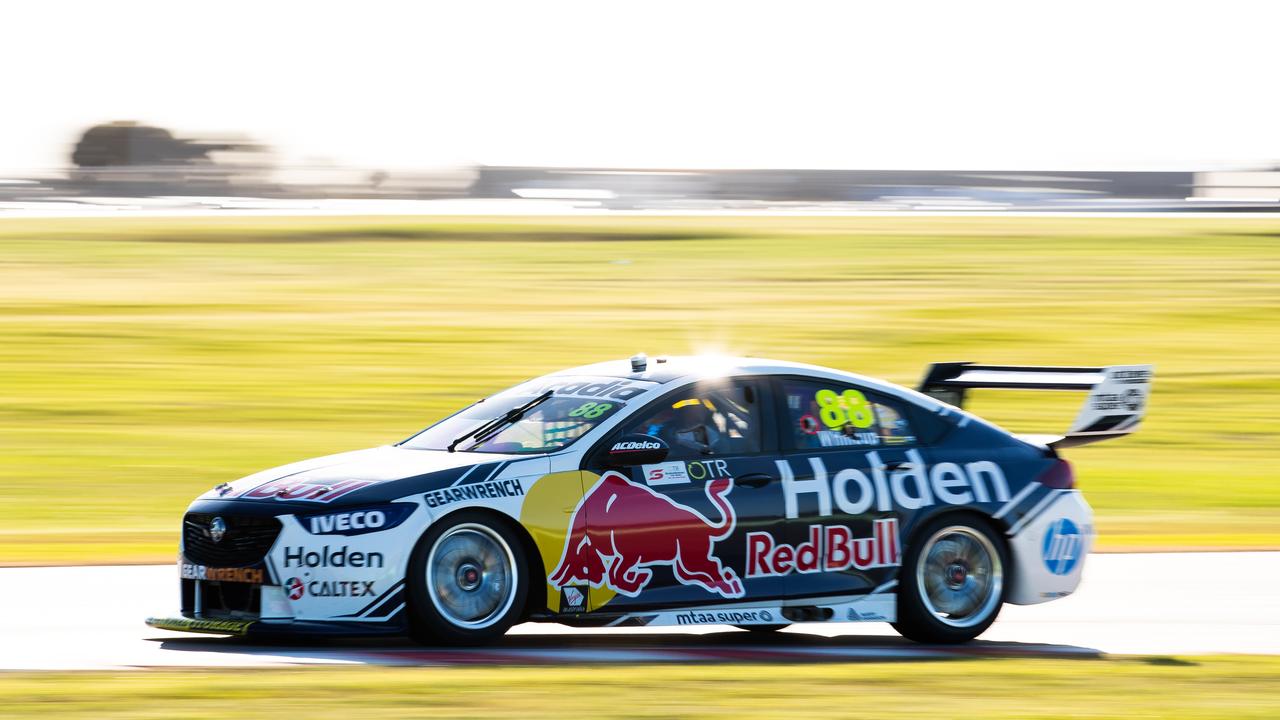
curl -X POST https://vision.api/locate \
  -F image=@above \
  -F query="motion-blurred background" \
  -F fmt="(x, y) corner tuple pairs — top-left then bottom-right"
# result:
(0, 0), (1276, 581)
(5, 1), (1280, 213)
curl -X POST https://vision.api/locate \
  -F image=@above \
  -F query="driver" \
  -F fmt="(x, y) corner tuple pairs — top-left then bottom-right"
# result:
(665, 399), (722, 454)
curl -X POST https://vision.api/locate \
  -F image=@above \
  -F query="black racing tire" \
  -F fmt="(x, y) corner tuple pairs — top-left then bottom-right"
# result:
(892, 513), (1008, 644)
(406, 510), (530, 646)
(733, 624), (790, 633)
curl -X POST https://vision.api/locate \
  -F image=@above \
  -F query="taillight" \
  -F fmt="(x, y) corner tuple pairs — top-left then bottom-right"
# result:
(1036, 458), (1076, 489)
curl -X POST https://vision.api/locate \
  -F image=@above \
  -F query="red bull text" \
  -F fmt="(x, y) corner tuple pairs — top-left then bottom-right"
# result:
(745, 518), (900, 578)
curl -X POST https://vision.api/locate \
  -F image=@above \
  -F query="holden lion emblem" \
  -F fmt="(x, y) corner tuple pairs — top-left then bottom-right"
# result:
(209, 516), (227, 544)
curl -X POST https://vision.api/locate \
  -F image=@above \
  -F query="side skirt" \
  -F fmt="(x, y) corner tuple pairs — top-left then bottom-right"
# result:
(540, 591), (897, 628)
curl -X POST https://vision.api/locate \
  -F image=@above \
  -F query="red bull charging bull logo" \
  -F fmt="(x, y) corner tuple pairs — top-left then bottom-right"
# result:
(549, 471), (744, 599)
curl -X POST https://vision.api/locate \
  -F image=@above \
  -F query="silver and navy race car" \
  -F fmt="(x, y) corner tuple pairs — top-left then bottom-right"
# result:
(148, 355), (1151, 644)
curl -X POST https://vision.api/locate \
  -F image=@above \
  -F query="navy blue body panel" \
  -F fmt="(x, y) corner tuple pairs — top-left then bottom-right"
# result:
(753, 414), (1049, 605)
(568, 374), (1055, 616)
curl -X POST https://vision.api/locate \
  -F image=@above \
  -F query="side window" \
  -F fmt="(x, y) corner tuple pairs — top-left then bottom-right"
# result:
(779, 379), (918, 450)
(619, 381), (762, 459)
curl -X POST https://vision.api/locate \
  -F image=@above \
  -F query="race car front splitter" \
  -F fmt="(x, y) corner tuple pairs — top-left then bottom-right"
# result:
(145, 615), (406, 638)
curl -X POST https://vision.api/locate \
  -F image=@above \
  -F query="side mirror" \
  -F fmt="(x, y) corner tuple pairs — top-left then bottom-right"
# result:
(604, 434), (669, 467)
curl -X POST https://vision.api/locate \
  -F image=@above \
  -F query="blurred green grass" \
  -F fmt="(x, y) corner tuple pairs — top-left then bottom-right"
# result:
(0, 657), (1277, 718)
(0, 215), (1277, 564)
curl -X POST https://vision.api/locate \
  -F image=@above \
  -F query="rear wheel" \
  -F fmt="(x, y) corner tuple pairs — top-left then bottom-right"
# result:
(892, 514), (1006, 644)
(407, 511), (529, 645)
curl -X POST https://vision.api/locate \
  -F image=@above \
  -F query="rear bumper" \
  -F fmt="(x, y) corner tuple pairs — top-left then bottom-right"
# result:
(1005, 489), (1095, 605)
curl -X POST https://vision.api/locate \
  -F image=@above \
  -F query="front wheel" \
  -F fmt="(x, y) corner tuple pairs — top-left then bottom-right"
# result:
(892, 514), (1007, 644)
(406, 511), (529, 645)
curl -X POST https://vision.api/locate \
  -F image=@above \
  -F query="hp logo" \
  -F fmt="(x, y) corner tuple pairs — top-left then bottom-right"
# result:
(1041, 518), (1082, 576)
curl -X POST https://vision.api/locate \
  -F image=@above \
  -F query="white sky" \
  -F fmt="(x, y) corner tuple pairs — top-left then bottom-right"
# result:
(4, 0), (1279, 172)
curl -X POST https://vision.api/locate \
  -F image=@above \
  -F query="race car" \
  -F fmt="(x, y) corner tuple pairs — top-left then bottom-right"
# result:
(147, 355), (1151, 644)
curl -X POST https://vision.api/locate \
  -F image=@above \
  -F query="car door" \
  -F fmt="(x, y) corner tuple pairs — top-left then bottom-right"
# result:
(770, 376), (927, 604)
(575, 376), (787, 612)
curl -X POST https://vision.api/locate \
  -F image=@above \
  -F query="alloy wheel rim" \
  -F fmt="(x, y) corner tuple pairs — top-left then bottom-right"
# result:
(915, 525), (1003, 628)
(426, 523), (517, 630)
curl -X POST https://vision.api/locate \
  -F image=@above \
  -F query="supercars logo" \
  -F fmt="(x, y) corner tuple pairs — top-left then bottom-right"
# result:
(549, 471), (744, 599)
(1123, 388), (1144, 412)
(1092, 389), (1146, 413)
(642, 461), (689, 486)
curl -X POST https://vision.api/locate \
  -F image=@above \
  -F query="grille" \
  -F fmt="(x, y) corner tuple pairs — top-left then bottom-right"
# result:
(199, 581), (261, 618)
(182, 513), (281, 567)
(180, 578), (262, 619)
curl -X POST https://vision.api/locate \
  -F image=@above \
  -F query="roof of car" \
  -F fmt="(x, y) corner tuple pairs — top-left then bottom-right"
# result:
(550, 355), (943, 409)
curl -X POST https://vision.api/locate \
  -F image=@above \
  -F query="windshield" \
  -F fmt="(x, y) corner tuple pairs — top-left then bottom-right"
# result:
(401, 375), (656, 454)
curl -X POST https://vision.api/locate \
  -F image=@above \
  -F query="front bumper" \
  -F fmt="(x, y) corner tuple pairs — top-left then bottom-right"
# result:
(166, 556), (413, 637)
(163, 499), (425, 637)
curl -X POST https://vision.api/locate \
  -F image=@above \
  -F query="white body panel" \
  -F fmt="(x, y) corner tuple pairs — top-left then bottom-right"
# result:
(1006, 491), (1095, 605)
(262, 500), (427, 623)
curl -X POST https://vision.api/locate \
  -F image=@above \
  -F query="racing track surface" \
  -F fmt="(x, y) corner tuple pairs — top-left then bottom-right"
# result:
(4, 197), (1280, 218)
(1, 552), (1275, 670)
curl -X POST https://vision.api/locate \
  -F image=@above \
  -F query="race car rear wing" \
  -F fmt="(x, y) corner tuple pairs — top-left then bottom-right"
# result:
(918, 362), (1153, 449)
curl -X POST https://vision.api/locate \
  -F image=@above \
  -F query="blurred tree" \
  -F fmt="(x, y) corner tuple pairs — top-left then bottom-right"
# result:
(71, 121), (233, 168)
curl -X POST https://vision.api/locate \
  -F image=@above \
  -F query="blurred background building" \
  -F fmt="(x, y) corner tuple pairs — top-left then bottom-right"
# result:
(1, 120), (1278, 213)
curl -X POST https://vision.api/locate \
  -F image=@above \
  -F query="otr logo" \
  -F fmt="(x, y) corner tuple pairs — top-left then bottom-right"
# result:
(1042, 518), (1082, 575)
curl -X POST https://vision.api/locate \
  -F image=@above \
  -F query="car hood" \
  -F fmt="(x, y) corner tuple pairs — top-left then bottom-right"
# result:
(195, 445), (542, 507)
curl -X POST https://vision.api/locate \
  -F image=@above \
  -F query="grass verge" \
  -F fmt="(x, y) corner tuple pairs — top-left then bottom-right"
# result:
(1, 656), (1278, 718)
(1, 215), (1277, 563)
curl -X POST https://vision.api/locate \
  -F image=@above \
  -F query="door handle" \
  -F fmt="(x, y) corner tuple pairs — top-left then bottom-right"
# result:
(882, 461), (909, 471)
(734, 473), (774, 488)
